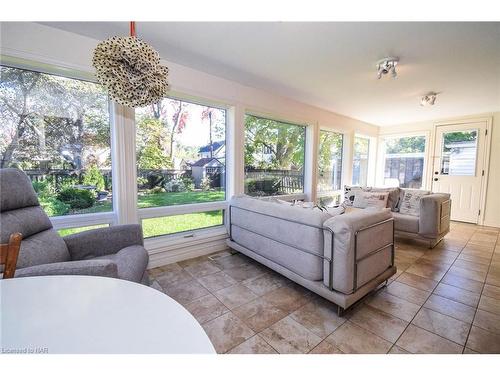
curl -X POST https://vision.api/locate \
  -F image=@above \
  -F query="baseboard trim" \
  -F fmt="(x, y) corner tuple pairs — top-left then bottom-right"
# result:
(146, 236), (229, 268)
(482, 220), (500, 229)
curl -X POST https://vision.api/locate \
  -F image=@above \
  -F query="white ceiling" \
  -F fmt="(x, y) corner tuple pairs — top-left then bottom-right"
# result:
(42, 22), (500, 126)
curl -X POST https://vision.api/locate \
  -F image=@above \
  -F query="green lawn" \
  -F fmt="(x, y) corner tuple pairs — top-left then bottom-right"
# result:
(58, 224), (109, 237)
(58, 190), (226, 238)
(70, 190), (225, 215)
(142, 210), (224, 238)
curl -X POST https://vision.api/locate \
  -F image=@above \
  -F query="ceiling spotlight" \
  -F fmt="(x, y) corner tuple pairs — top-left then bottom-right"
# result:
(420, 92), (438, 106)
(376, 57), (399, 79)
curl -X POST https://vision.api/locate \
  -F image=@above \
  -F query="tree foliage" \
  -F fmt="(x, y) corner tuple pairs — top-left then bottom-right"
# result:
(385, 136), (426, 154)
(0, 66), (110, 170)
(244, 115), (305, 170)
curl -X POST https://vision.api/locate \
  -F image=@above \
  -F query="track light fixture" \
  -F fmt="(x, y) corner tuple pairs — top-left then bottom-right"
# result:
(420, 92), (438, 106)
(376, 57), (399, 79)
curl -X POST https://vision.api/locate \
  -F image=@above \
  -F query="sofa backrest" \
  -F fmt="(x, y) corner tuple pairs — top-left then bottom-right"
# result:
(229, 195), (331, 281)
(344, 185), (401, 212)
(0, 168), (70, 268)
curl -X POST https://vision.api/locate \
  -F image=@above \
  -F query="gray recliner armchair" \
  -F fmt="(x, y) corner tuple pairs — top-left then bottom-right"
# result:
(0, 168), (149, 284)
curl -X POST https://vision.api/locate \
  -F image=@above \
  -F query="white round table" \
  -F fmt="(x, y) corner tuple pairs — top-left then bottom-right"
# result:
(0, 275), (215, 354)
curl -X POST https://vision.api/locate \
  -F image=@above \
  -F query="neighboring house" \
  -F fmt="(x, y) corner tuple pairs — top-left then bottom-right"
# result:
(191, 157), (225, 188)
(179, 159), (195, 171)
(199, 141), (225, 160)
(442, 141), (477, 175)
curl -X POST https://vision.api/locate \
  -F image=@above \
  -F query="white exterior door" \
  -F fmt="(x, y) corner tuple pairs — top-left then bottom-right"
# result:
(432, 122), (488, 223)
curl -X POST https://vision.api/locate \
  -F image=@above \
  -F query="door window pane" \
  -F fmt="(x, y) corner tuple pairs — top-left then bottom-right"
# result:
(135, 98), (226, 209)
(318, 130), (343, 192)
(244, 114), (306, 196)
(142, 210), (224, 238)
(0, 66), (112, 217)
(352, 136), (370, 186)
(441, 130), (478, 176)
(383, 135), (426, 188)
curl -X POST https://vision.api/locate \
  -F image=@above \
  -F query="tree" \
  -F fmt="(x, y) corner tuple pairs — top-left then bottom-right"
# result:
(244, 115), (305, 170)
(0, 67), (45, 168)
(318, 131), (342, 172)
(201, 107), (225, 158)
(1, 66), (110, 172)
(136, 117), (172, 169)
(148, 99), (189, 162)
(385, 136), (425, 154)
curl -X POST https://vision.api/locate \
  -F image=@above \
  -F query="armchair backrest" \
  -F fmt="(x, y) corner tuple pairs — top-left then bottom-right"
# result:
(0, 168), (70, 268)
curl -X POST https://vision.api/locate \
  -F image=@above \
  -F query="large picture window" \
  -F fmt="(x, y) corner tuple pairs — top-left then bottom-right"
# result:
(317, 129), (343, 192)
(135, 97), (226, 237)
(244, 114), (306, 196)
(352, 136), (370, 186)
(382, 135), (426, 188)
(0, 66), (112, 217)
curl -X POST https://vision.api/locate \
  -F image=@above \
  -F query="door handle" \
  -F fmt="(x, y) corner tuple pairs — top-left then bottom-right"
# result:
(434, 178), (439, 181)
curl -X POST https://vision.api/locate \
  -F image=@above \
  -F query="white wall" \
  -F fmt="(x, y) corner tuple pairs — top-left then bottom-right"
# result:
(379, 112), (500, 228)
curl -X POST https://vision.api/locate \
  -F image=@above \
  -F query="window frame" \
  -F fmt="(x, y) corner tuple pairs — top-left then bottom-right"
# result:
(0, 62), (116, 230)
(316, 128), (345, 201)
(243, 112), (308, 200)
(352, 134), (371, 187)
(135, 95), (230, 239)
(377, 131), (431, 190)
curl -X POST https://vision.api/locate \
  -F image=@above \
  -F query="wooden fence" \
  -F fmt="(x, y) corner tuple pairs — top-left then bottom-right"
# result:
(384, 157), (424, 188)
(245, 168), (304, 195)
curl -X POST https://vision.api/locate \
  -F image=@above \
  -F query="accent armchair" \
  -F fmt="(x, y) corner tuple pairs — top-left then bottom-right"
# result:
(0, 168), (149, 284)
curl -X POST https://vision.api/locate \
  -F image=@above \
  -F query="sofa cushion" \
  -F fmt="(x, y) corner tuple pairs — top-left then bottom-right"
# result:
(353, 191), (389, 209)
(370, 187), (401, 211)
(399, 189), (430, 216)
(344, 186), (365, 206)
(94, 245), (149, 282)
(393, 212), (419, 233)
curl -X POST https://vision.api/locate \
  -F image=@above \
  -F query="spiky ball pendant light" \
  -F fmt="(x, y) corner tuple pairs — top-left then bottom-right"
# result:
(92, 22), (169, 107)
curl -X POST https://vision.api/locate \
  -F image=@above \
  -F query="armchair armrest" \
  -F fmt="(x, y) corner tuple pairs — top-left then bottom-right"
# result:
(419, 193), (451, 236)
(63, 224), (144, 261)
(14, 259), (118, 278)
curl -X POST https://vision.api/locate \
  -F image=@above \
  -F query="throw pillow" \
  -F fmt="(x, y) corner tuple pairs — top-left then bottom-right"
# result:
(343, 185), (366, 206)
(399, 190), (430, 216)
(353, 191), (389, 209)
(370, 187), (400, 211)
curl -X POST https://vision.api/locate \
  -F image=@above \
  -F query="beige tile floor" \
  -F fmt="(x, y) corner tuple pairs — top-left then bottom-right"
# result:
(148, 222), (500, 354)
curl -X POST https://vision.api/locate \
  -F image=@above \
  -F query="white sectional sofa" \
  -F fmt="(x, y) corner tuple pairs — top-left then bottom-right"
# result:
(226, 195), (396, 315)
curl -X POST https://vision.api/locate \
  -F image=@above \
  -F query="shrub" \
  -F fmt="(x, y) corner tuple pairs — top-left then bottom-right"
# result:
(39, 196), (69, 216)
(181, 176), (195, 191)
(57, 188), (95, 209)
(200, 177), (211, 191)
(147, 186), (166, 194)
(137, 176), (148, 188)
(83, 165), (105, 191)
(164, 179), (186, 193)
(32, 179), (55, 197)
(245, 177), (281, 196)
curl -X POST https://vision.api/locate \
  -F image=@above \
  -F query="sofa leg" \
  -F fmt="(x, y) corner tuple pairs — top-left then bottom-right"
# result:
(337, 306), (345, 317)
(428, 239), (440, 249)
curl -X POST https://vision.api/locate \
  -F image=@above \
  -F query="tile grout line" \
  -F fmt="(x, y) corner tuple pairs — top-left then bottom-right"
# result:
(460, 232), (498, 353)
(385, 236), (474, 353)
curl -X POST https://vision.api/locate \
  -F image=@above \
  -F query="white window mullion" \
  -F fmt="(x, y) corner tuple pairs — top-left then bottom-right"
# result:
(111, 102), (138, 225)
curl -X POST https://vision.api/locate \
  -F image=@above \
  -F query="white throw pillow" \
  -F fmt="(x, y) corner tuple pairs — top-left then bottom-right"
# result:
(325, 205), (345, 217)
(399, 190), (429, 216)
(353, 191), (389, 209)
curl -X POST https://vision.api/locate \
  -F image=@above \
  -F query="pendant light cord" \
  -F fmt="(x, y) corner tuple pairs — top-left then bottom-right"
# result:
(130, 21), (136, 37)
